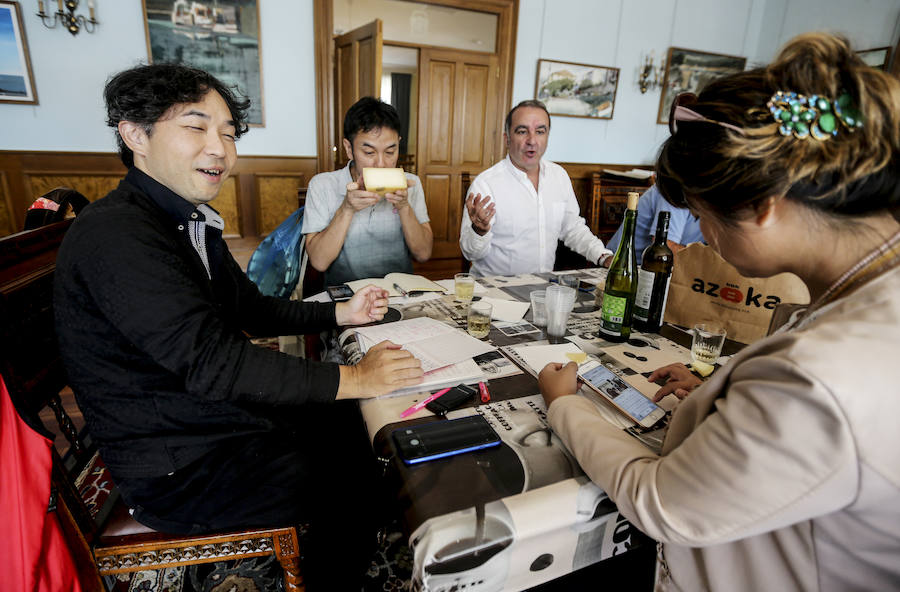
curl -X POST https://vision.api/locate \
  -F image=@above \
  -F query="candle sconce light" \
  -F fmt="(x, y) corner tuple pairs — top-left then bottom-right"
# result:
(638, 51), (665, 94)
(36, 0), (98, 36)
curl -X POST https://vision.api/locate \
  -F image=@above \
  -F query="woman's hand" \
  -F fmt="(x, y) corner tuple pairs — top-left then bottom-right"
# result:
(335, 285), (389, 326)
(649, 363), (703, 402)
(538, 361), (579, 408)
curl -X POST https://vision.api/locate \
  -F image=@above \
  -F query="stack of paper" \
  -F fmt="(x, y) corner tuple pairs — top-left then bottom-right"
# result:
(354, 317), (495, 373)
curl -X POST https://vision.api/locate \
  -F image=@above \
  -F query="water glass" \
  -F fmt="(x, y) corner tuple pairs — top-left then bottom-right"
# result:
(455, 273), (475, 302)
(545, 284), (576, 339)
(467, 301), (493, 339)
(557, 274), (580, 291)
(530, 290), (547, 326)
(691, 323), (727, 365)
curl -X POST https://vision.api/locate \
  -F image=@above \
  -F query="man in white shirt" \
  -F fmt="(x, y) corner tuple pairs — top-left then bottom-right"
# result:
(459, 100), (612, 276)
(303, 97), (433, 286)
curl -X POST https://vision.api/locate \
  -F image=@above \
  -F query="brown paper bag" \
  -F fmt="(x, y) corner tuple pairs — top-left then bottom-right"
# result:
(663, 243), (810, 344)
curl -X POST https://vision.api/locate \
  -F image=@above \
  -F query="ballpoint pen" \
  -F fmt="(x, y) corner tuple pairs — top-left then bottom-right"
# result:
(400, 387), (451, 418)
(478, 381), (491, 403)
(393, 282), (410, 297)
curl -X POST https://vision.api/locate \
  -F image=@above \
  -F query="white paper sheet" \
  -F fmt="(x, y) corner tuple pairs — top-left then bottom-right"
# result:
(355, 317), (495, 372)
(480, 297), (530, 322)
(514, 343), (584, 374)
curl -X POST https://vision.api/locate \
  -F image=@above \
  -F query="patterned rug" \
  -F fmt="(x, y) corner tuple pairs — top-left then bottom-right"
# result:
(103, 523), (413, 592)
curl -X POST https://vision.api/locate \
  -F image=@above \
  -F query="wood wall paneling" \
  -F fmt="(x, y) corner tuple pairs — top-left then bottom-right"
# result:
(0, 171), (14, 237)
(0, 151), (316, 239)
(256, 174), (306, 235)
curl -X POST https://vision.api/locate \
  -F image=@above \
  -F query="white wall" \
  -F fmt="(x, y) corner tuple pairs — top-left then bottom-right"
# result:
(0, 0), (317, 156)
(2, 0), (898, 162)
(513, 0), (900, 165)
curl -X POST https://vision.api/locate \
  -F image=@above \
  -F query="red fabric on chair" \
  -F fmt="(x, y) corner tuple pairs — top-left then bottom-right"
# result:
(0, 376), (84, 592)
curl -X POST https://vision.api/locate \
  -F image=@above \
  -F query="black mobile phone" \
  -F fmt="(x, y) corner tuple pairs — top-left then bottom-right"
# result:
(425, 383), (478, 416)
(392, 415), (500, 465)
(326, 284), (354, 302)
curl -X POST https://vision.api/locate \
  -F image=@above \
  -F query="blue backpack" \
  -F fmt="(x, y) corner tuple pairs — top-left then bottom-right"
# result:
(246, 207), (307, 298)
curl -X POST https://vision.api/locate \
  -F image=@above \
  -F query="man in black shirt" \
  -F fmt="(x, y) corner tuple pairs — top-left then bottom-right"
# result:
(54, 64), (424, 590)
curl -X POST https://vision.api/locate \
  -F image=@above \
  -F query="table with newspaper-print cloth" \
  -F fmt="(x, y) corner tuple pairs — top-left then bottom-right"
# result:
(348, 270), (703, 592)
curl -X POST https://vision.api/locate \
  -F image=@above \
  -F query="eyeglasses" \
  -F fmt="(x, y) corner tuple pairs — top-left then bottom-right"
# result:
(668, 92), (745, 136)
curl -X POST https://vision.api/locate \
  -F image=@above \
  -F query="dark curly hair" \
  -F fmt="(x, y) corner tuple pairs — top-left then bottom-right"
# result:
(104, 63), (251, 167)
(342, 96), (402, 143)
(657, 33), (900, 223)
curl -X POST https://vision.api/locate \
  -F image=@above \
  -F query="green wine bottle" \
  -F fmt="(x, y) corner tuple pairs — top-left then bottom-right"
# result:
(633, 211), (674, 333)
(599, 192), (639, 342)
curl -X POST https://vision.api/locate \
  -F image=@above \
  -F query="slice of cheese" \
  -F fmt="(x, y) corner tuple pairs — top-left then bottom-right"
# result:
(565, 352), (587, 364)
(690, 361), (715, 377)
(362, 167), (407, 196)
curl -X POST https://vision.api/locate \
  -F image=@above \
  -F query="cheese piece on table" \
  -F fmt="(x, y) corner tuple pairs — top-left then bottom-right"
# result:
(690, 361), (715, 377)
(362, 167), (407, 195)
(565, 352), (587, 364)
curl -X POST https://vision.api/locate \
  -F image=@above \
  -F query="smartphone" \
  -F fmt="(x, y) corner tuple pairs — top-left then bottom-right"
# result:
(426, 383), (478, 416)
(392, 414), (501, 465)
(326, 284), (354, 302)
(577, 360), (666, 428)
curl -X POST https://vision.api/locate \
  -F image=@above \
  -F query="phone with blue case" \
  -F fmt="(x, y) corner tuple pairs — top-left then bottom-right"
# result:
(392, 415), (500, 465)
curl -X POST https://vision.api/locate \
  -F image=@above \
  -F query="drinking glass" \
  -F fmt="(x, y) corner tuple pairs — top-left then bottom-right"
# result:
(557, 274), (580, 291)
(455, 273), (475, 302)
(530, 290), (547, 327)
(691, 323), (727, 365)
(545, 285), (576, 340)
(467, 301), (493, 339)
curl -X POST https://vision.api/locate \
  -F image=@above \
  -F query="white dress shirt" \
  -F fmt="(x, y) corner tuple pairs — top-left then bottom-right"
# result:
(459, 157), (611, 277)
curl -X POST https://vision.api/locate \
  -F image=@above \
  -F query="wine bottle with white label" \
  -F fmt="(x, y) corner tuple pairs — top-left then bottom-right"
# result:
(633, 211), (674, 332)
(599, 192), (639, 342)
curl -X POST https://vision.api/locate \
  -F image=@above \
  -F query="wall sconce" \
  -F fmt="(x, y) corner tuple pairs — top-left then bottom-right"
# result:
(36, 0), (98, 36)
(638, 51), (665, 94)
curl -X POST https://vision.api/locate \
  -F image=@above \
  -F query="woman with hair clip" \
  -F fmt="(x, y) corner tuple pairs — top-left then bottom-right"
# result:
(538, 32), (900, 591)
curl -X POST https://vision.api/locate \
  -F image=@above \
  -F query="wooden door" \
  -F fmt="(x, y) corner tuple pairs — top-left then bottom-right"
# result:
(333, 20), (382, 170)
(417, 48), (500, 260)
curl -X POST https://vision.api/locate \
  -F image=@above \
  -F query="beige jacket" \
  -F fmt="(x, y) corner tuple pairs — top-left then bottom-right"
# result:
(548, 266), (900, 591)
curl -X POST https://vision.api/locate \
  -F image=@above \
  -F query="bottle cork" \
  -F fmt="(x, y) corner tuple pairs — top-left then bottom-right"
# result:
(626, 192), (640, 210)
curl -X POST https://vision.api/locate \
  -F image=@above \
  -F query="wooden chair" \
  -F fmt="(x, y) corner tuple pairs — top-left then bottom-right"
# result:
(0, 218), (305, 591)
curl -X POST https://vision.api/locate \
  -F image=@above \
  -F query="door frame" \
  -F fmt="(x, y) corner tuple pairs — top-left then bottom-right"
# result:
(313, 0), (519, 173)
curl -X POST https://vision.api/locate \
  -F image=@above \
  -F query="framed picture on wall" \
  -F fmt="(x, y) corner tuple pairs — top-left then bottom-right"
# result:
(0, 0), (38, 105)
(142, 0), (264, 125)
(657, 47), (746, 124)
(857, 46), (891, 71)
(535, 59), (620, 119)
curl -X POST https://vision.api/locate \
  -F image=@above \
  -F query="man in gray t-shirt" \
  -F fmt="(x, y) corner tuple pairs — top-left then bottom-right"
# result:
(302, 98), (432, 286)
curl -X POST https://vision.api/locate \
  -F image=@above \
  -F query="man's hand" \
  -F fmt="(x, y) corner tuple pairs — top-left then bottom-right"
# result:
(335, 284), (389, 326)
(384, 178), (416, 211)
(598, 254), (613, 268)
(538, 361), (579, 408)
(465, 192), (496, 236)
(339, 341), (424, 398)
(648, 363), (703, 402)
(343, 175), (382, 212)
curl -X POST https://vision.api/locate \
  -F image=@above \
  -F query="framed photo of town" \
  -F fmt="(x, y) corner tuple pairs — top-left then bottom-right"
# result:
(657, 47), (746, 124)
(857, 46), (891, 71)
(535, 59), (620, 119)
(0, 0), (38, 105)
(142, 0), (264, 125)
